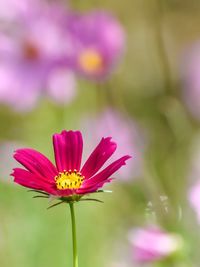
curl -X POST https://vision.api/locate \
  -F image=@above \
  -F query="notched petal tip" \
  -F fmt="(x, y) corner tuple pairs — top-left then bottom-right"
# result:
(53, 129), (83, 172)
(53, 129), (82, 138)
(102, 136), (117, 147)
(123, 155), (132, 163)
(13, 148), (32, 155)
(13, 149), (22, 159)
(11, 167), (21, 178)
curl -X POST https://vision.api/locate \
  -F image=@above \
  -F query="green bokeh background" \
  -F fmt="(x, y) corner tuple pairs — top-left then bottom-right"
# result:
(1, 0), (200, 266)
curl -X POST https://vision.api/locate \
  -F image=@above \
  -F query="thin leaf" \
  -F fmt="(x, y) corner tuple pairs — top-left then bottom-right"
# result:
(95, 190), (112, 193)
(47, 201), (65, 209)
(80, 198), (104, 203)
(33, 195), (49, 199)
(27, 189), (49, 196)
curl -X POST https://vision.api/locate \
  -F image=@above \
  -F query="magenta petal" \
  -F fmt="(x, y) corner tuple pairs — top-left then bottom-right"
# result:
(53, 131), (67, 171)
(53, 130), (83, 172)
(77, 178), (112, 194)
(54, 188), (76, 197)
(65, 131), (83, 171)
(12, 168), (56, 194)
(133, 247), (159, 262)
(82, 155), (131, 188)
(14, 148), (57, 180)
(81, 137), (117, 179)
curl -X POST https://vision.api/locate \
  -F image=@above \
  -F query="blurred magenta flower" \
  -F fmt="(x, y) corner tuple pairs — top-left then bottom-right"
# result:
(129, 226), (182, 263)
(12, 130), (130, 200)
(67, 11), (125, 80)
(82, 109), (144, 180)
(0, 1), (76, 111)
(181, 41), (200, 119)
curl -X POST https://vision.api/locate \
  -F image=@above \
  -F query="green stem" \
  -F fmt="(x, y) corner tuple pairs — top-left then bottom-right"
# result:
(154, 0), (172, 95)
(69, 202), (78, 267)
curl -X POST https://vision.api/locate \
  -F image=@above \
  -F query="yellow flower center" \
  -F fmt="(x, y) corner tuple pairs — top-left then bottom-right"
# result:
(55, 170), (84, 190)
(78, 49), (103, 74)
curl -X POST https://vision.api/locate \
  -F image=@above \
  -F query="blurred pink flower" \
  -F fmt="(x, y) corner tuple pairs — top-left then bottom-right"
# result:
(82, 109), (144, 180)
(67, 11), (125, 80)
(0, 0), (33, 21)
(187, 138), (200, 223)
(181, 41), (200, 119)
(129, 226), (182, 263)
(0, 0), (76, 111)
(189, 181), (200, 223)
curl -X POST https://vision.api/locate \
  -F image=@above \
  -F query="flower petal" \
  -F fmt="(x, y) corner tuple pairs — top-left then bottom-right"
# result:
(53, 130), (83, 172)
(54, 188), (76, 197)
(0, 62), (41, 112)
(47, 69), (77, 104)
(77, 178), (112, 195)
(14, 148), (57, 180)
(81, 137), (117, 179)
(82, 155), (131, 189)
(12, 168), (56, 194)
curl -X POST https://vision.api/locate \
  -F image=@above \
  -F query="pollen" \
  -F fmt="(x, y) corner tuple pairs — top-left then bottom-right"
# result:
(78, 49), (103, 74)
(23, 41), (40, 60)
(55, 170), (84, 190)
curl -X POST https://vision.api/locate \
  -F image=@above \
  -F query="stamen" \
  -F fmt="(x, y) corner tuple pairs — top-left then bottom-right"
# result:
(23, 41), (40, 60)
(55, 170), (84, 190)
(79, 49), (103, 74)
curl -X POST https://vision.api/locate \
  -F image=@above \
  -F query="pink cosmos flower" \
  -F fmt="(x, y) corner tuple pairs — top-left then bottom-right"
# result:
(129, 226), (182, 263)
(11, 130), (130, 202)
(0, 1), (76, 111)
(67, 11), (125, 80)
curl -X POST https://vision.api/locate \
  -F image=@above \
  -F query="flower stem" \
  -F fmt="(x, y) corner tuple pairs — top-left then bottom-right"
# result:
(69, 202), (78, 267)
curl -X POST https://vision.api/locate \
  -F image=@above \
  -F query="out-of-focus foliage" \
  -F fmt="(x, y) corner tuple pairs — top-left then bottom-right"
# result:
(1, 0), (200, 267)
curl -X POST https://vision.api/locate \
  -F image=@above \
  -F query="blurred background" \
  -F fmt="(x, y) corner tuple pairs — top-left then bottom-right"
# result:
(1, 0), (200, 266)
